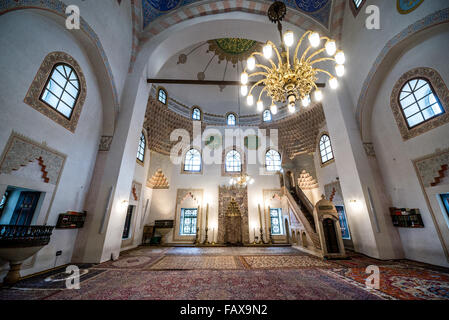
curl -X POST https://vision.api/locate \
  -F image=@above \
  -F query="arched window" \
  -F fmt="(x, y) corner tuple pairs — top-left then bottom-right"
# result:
(265, 149), (282, 172)
(137, 132), (146, 163)
(158, 88), (167, 104)
(227, 113), (236, 126)
(40, 64), (80, 119)
(225, 150), (242, 172)
(399, 78), (444, 128)
(192, 107), (201, 121)
(263, 110), (272, 122)
(319, 134), (334, 164)
(184, 149), (202, 172)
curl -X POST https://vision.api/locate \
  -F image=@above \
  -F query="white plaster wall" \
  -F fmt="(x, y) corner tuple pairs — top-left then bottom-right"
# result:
(61, 0), (134, 100)
(0, 11), (103, 276)
(146, 127), (281, 244)
(371, 29), (449, 267)
(340, 0), (448, 112)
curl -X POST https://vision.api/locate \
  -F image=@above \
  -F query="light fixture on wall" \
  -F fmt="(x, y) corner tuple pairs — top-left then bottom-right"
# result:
(240, 1), (345, 113)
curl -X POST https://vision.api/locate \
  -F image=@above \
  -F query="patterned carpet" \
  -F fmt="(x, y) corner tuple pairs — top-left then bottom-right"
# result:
(1, 246), (448, 300)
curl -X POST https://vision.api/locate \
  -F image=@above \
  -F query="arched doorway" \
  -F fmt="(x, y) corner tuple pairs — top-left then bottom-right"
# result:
(323, 218), (339, 254)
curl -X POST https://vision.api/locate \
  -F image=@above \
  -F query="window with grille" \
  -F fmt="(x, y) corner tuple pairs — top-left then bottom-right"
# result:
(227, 114), (236, 126)
(319, 134), (334, 164)
(184, 149), (202, 172)
(399, 78), (444, 128)
(270, 208), (283, 235)
(192, 108), (201, 121)
(263, 110), (272, 122)
(158, 88), (167, 104)
(265, 149), (282, 172)
(40, 64), (79, 119)
(180, 208), (198, 236)
(137, 132), (146, 162)
(225, 150), (242, 172)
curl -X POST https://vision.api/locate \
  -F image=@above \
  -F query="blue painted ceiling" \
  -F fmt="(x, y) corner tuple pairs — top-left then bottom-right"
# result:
(142, 0), (332, 29)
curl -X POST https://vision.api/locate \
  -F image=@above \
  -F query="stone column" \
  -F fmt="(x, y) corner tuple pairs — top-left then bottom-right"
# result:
(321, 84), (404, 259)
(72, 73), (150, 263)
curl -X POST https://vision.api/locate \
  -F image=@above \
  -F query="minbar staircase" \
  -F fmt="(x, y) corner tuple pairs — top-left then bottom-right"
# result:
(282, 186), (321, 250)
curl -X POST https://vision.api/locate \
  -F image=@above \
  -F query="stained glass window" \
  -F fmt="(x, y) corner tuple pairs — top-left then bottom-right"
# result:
(184, 149), (202, 172)
(137, 132), (146, 162)
(192, 108), (201, 121)
(180, 208), (198, 236)
(225, 150), (242, 172)
(40, 64), (79, 119)
(399, 78), (444, 128)
(227, 114), (236, 126)
(270, 208), (283, 235)
(158, 88), (167, 104)
(263, 110), (272, 122)
(319, 134), (334, 164)
(265, 149), (282, 172)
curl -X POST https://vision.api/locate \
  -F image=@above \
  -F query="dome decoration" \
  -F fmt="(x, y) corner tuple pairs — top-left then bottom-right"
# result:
(207, 38), (262, 66)
(298, 170), (319, 190)
(147, 169), (169, 189)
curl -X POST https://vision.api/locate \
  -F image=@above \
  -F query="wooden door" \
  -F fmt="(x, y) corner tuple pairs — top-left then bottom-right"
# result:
(10, 191), (40, 226)
(323, 218), (339, 254)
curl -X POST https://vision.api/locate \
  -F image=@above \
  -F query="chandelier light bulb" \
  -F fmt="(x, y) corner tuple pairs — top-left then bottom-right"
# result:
(270, 103), (278, 115)
(263, 44), (273, 59)
(314, 89), (323, 102)
(240, 72), (249, 85)
(335, 50), (346, 65)
(257, 100), (264, 112)
(301, 95), (311, 107)
(247, 94), (254, 106)
(335, 64), (345, 77)
(283, 30), (294, 47)
(329, 77), (339, 90)
(247, 56), (256, 71)
(308, 32), (321, 48)
(288, 103), (296, 113)
(241, 85), (248, 96)
(325, 40), (337, 56)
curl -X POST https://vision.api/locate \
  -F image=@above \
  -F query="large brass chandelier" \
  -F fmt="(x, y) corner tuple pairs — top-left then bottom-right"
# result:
(240, 1), (346, 114)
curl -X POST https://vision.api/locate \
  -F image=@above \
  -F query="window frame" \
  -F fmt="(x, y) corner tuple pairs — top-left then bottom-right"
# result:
(192, 107), (202, 121)
(390, 67), (449, 141)
(179, 208), (198, 236)
(265, 149), (282, 172)
(136, 131), (146, 164)
(263, 109), (272, 122)
(39, 63), (80, 120)
(24, 52), (87, 132)
(319, 134), (335, 165)
(227, 113), (237, 126)
(398, 77), (445, 130)
(182, 148), (202, 174)
(270, 208), (284, 235)
(349, 0), (366, 16)
(157, 88), (168, 105)
(225, 150), (242, 173)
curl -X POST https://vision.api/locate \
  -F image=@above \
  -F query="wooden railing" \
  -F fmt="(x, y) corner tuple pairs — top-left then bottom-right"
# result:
(0, 225), (54, 247)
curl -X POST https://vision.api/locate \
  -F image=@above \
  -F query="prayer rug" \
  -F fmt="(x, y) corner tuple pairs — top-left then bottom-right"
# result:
(240, 255), (337, 269)
(148, 256), (242, 270)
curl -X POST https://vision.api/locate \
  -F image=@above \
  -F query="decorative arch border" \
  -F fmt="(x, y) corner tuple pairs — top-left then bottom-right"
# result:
(131, 0), (346, 72)
(181, 147), (203, 175)
(0, 0), (119, 129)
(355, 7), (449, 141)
(390, 67), (449, 141)
(222, 146), (247, 177)
(24, 52), (87, 133)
